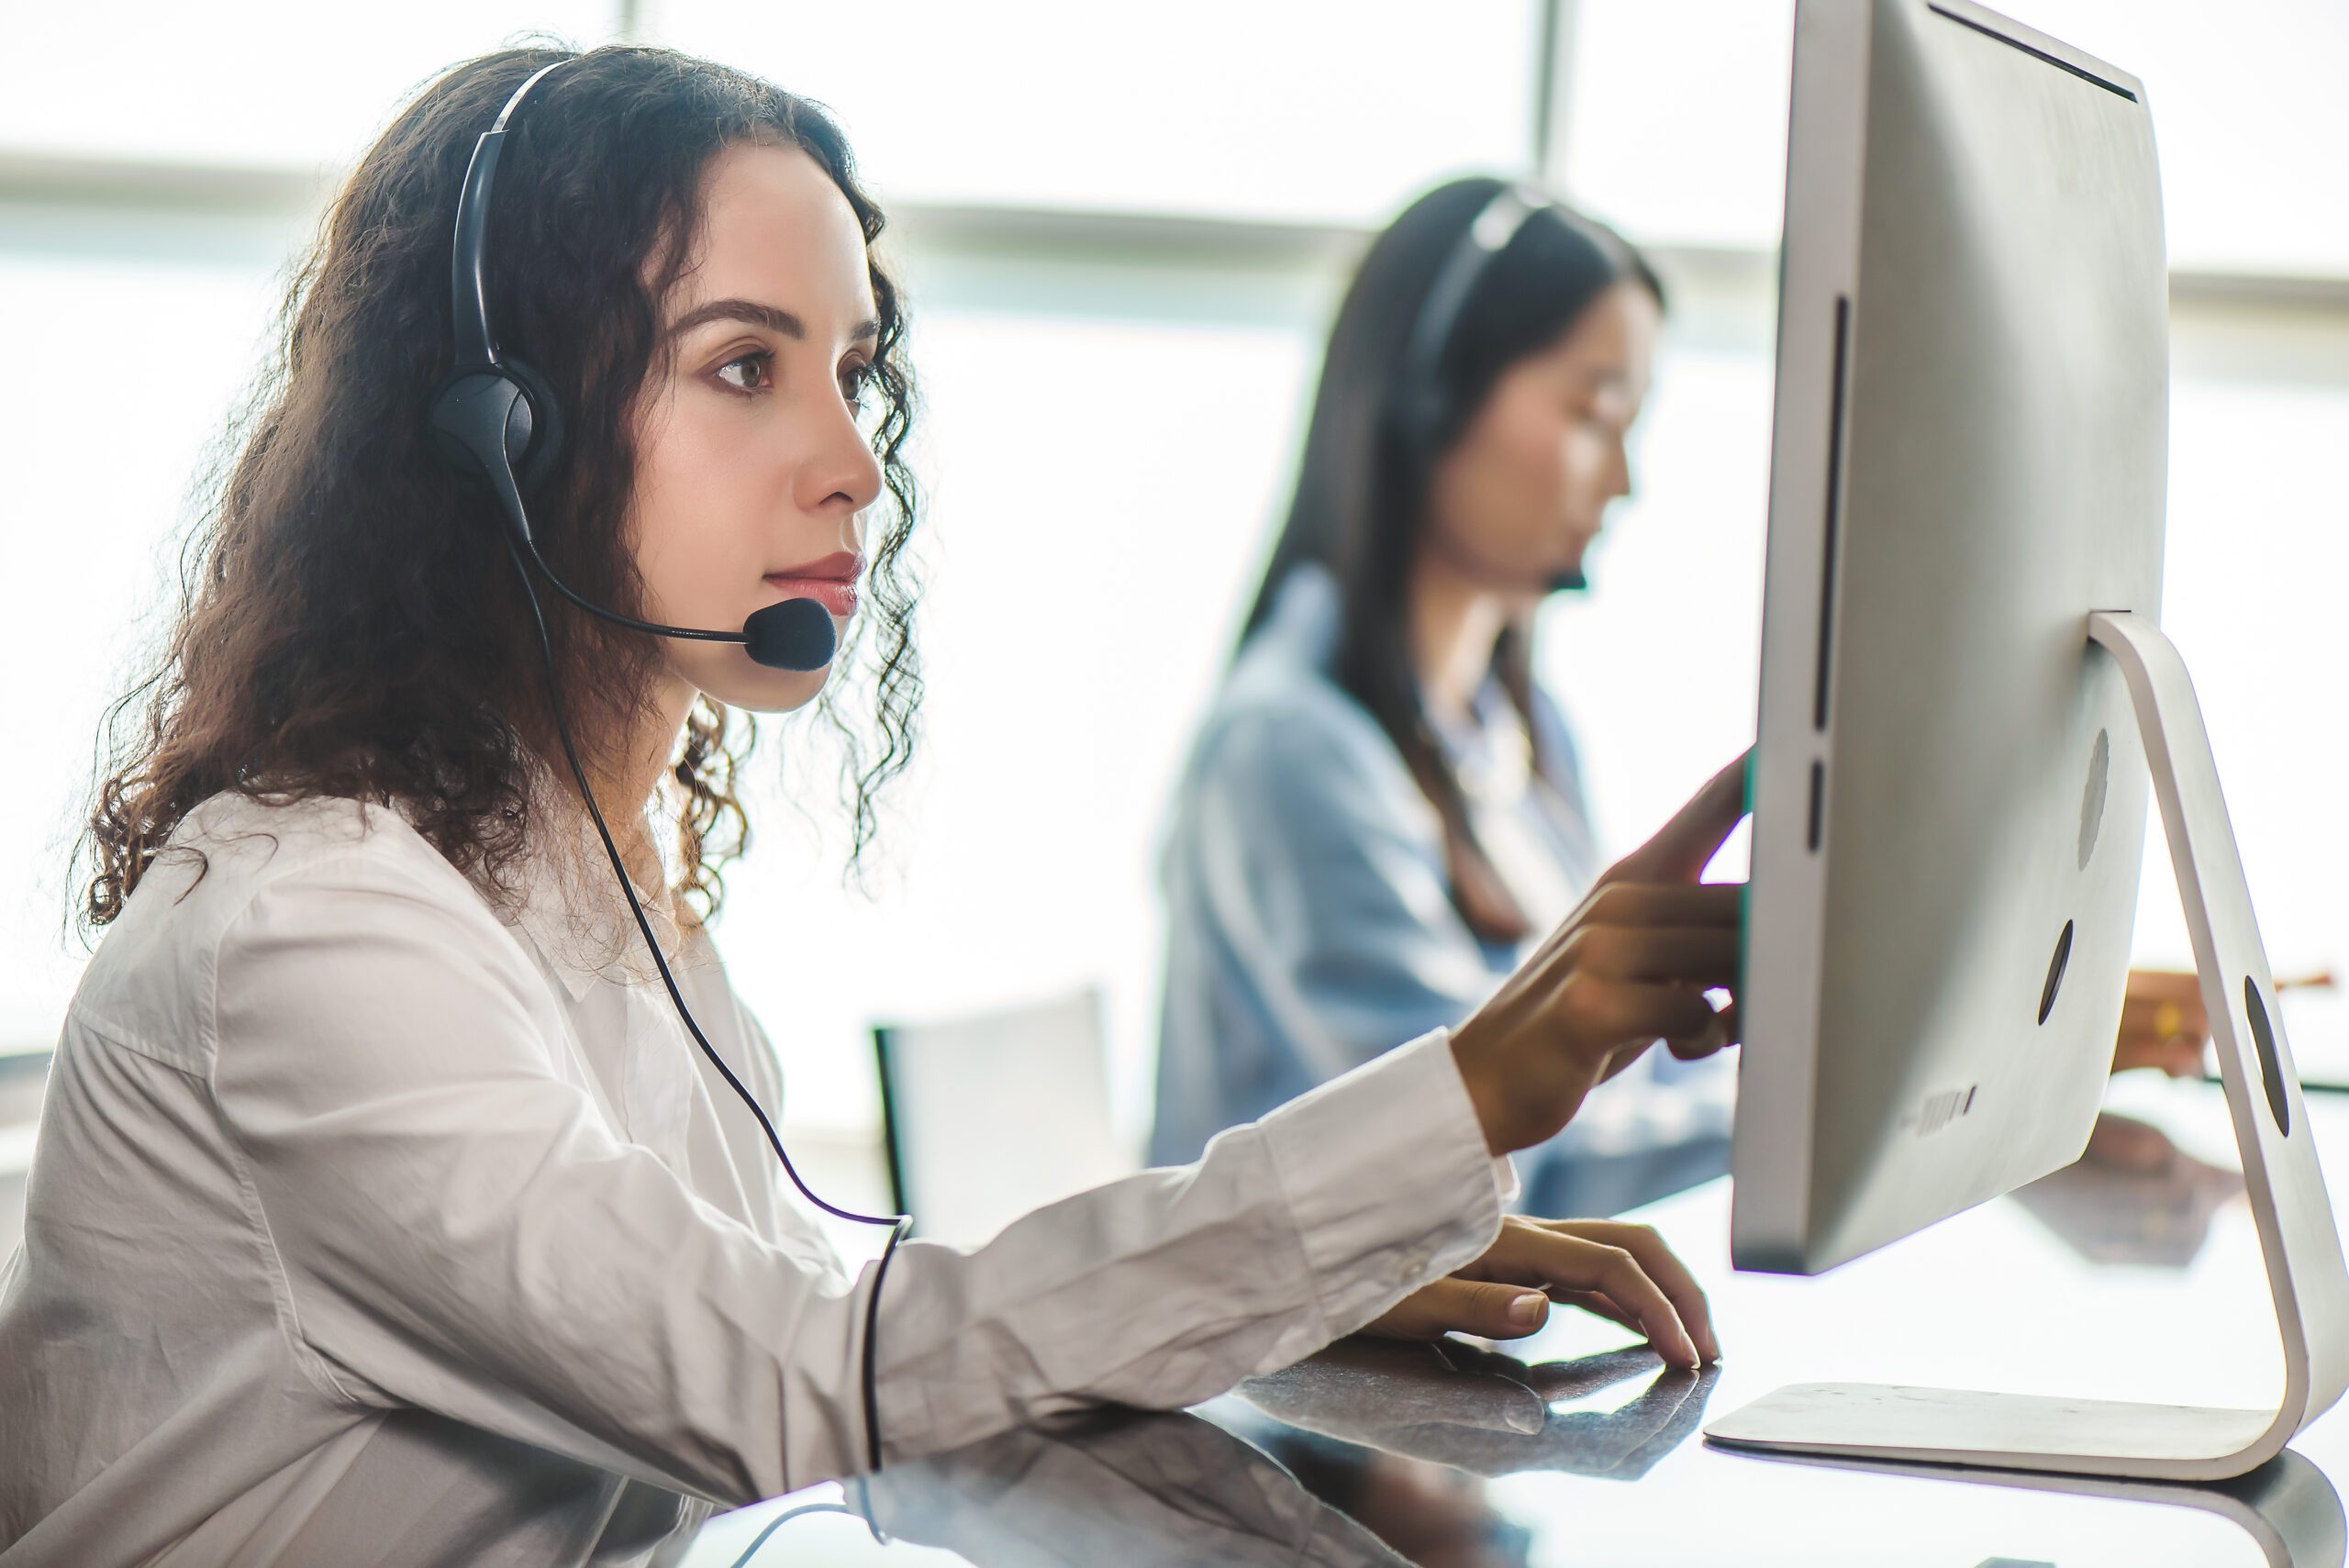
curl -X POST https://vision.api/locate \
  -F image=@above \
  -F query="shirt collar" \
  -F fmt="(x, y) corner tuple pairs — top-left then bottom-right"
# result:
(485, 766), (700, 1006)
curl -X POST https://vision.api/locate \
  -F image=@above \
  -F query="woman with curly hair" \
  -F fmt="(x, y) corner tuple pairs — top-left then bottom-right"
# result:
(0, 46), (1743, 1566)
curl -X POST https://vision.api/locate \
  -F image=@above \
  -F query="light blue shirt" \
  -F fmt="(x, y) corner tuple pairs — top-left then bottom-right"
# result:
(1150, 566), (1733, 1217)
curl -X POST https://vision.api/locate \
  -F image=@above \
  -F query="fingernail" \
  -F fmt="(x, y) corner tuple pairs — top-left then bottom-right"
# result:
(1508, 1292), (1549, 1327)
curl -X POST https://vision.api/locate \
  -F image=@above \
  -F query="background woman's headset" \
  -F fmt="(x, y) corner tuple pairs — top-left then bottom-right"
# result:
(1386, 180), (1594, 595)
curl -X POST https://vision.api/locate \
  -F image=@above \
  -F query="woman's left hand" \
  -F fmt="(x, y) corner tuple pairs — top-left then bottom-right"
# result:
(2112, 969), (2210, 1077)
(1360, 1216), (1720, 1370)
(2112, 967), (2336, 1076)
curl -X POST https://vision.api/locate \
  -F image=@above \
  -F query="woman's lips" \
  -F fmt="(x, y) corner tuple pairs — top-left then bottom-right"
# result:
(763, 551), (863, 619)
(763, 574), (859, 617)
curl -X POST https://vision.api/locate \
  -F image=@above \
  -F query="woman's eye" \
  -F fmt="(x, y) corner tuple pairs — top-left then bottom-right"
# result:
(840, 361), (874, 411)
(714, 351), (773, 395)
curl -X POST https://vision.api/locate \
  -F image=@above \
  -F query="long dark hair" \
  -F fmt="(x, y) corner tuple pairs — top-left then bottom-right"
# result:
(1243, 178), (1661, 944)
(76, 45), (922, 931)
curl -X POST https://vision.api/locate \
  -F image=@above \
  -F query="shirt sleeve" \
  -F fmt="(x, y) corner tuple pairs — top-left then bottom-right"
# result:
(208, 850), (1507, 1506)
(1186, 699), (1501, 1086)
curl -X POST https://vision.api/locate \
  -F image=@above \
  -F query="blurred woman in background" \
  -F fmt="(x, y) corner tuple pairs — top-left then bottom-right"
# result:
(1152, 180), (1734, 1218)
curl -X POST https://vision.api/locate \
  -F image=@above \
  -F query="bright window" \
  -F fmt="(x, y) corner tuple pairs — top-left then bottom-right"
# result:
(0, 220), (297, 1048)
(1559, 0), (2349, 274)
(645, 0), (1544, 224)
(0, 1), (617, 171)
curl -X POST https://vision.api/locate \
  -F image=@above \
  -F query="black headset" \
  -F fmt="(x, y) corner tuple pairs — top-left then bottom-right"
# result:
(428, 57), (908, 1475)
(427, 60), (839, 673)
(1386, 181), (1591, 595)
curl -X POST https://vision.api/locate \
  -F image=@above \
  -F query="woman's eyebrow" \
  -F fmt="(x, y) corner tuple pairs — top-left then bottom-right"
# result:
(666, 297), (882, 342)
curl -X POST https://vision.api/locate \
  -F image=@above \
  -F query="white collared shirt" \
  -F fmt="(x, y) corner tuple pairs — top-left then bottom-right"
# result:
(0, 793), (1508, 1567)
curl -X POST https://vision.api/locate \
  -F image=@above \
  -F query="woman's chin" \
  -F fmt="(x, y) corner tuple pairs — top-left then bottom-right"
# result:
(718, 665), (830, 714)
(672, 647), (832, 715)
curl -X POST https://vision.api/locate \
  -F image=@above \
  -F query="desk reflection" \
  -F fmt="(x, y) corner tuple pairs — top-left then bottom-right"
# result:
(693, 1343), (1714, 1568)
(1237, 1338), (1719, 1481)
(703, 1406), (1408, 1567)
(2012, 1112), (2246, 1267)
(1230, 1340), (1717, 1567)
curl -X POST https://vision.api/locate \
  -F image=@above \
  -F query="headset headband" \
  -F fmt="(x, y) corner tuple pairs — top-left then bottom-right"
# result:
(1395, 182), (1555, 405)
(449, 60), (572, 369)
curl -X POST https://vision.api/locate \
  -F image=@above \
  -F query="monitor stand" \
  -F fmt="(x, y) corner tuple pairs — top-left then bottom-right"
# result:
(1705, 611), (2349, 1481)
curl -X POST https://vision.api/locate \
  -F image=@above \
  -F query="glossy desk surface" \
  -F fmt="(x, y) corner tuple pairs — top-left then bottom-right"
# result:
(684, 1075), (2349, 1566)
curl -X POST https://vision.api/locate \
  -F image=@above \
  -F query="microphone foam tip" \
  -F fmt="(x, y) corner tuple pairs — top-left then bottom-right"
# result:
(742, 596), (839, 673)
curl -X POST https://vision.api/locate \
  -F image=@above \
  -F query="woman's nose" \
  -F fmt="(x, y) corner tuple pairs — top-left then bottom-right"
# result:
(800, 395), (885, 517)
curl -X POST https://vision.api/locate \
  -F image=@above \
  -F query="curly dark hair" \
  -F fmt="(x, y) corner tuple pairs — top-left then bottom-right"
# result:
(76, 44), (922, 930)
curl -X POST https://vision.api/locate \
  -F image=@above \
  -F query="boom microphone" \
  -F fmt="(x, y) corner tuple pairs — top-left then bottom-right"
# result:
(495, 523), (841, 673)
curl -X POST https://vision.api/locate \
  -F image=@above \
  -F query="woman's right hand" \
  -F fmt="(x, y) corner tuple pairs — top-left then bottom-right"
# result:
(1451, 752), (1751, 1156)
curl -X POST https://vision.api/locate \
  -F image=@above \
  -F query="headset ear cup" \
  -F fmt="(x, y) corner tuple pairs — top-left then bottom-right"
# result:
(500, 357), (567, 495)
(428, 369), (528, 486)
(1408, 384), (1445, 461)
(1384, 380), (1446, 475)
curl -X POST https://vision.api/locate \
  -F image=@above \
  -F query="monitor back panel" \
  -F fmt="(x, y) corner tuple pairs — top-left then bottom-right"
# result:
(1733, 0), (2168, 1274)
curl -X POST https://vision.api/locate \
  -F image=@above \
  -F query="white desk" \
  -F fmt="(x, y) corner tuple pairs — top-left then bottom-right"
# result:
(687, 1073), (2349, 1566)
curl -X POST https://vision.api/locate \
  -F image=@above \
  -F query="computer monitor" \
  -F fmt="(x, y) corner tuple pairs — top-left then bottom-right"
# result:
(1731, 0), (2167, 1277)
(1710, 0), (2349, 1479)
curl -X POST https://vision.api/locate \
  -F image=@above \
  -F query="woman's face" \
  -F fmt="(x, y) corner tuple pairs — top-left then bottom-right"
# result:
(629, 139), (885, 715)
(1420, 280), (1659, 607)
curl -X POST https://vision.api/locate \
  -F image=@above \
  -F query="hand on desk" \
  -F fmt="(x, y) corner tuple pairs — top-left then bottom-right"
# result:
(2012, 1111), (2244, 1268)
(1429, 756), (1741, 1375)
(1360, 1216), (1720, 1371)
